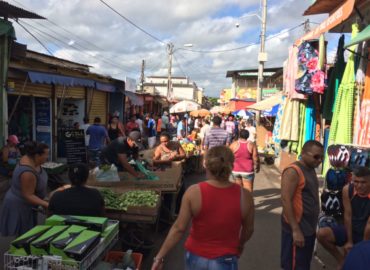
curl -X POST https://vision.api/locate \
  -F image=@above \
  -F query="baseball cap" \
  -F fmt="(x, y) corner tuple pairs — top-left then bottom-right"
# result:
(128, 131), (141, 143)
(8, 135), (19, 145)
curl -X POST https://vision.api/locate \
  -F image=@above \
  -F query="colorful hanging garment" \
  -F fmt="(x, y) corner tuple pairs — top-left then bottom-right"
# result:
(355, 47), (370, 146)
(323, 24), (359, 175)
(353, 42), (367, 144)
(322, 35), (346, 120)
(272, 95), (285, 144)
(284, 46), (307, 99)
(295, 41), (326, 95)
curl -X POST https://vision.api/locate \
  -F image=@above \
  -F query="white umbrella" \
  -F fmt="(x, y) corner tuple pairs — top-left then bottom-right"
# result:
(169, 100), (200, 113)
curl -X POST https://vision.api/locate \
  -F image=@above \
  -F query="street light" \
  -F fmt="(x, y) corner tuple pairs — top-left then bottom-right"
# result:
(167, 43), (193, 101)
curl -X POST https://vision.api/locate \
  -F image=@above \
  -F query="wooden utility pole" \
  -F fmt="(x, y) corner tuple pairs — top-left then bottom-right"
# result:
(140, 59), (145, 92)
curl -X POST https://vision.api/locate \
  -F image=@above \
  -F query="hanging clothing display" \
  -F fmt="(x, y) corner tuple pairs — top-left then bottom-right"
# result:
(322, 35), (346, 120)
(355, 47), (370, 146)
(323, 24), (359, 175)
(279, 98), (300, 141)
(295, 41), (326, 95)
(283, 46), (306, 100)
(353, 42), (368, 143)
(272, 96), (285, 144)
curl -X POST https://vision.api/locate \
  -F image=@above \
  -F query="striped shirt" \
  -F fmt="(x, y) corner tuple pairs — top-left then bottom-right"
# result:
(204, 127), (230, 149)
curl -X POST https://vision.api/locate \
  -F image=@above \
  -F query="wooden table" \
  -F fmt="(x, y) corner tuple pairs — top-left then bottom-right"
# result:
(87, 161), (183, 221)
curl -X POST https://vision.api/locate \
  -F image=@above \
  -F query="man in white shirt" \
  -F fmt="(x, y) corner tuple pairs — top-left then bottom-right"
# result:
(245, 119), (256, 143)
(135, 114), (144, 135)
(80, 116), (90, 146)
(161, 111), (169, 132)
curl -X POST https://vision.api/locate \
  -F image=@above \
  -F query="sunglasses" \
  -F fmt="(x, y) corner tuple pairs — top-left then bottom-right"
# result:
(310, 154), (324, 160)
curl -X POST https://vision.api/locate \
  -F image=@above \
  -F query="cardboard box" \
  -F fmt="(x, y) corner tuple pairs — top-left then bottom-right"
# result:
(9, 225), (51, 256)
(64, 230), (101, 261)
(30, 226), (69, 256)
(50, 225), (87, 259)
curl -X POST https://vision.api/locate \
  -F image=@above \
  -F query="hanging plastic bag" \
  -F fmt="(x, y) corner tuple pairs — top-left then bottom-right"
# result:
(135, 160), (159, 181)
(92, 164), (120, 182)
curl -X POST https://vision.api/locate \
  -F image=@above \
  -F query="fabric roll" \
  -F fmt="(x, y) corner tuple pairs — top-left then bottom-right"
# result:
(279, 98), (300, 141)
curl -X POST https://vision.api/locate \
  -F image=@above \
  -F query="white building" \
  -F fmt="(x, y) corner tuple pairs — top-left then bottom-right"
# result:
(139, 76), (201, 103)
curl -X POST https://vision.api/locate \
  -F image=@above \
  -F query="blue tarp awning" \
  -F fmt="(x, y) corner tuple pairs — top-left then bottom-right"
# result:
(95, 82), (116, 93)
(28, 71), (95, 88)
(27, 71), (117, 92)
(262, 104), (280, 117)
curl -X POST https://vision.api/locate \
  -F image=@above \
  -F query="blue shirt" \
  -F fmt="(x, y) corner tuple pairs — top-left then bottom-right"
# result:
(343, 240), (370, 270)
(86, 124), (108, 150)
(177, 121), (184, 137)
(147, 118), (156, 137)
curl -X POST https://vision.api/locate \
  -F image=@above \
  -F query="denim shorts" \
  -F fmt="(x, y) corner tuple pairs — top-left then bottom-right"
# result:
(231, 172), (255, 181)
(185, 251), (238, 270)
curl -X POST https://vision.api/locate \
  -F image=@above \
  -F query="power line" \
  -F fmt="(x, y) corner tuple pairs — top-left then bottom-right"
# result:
(18, 19), (137, 74)
(172, 54), (187, 77)
(16, 21), (53, 56)
(178, 22), (305, 53)
(99, 0), (166, 45)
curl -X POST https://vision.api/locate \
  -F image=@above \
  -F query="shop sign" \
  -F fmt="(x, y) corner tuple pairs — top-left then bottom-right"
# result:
(34, 97), (52, 155)
(63, 129), (87, 164)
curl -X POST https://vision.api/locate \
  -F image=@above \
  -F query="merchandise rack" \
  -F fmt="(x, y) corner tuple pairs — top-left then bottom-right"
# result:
(4, 220), (119, 270)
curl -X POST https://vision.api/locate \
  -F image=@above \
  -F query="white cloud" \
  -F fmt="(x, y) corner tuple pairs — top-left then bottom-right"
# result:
(8, 0), (334, 97)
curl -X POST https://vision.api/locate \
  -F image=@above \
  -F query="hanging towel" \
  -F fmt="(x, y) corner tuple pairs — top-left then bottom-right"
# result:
(323, 24), (359, 175)
(322, 35), (346, 120)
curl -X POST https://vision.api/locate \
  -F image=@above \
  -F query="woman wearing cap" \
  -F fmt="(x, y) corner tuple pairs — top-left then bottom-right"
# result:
(48, 163), (104, 216)
(0, 142), (49, 236)
(0, 135), (21, 176)
(152, 146), (254, 270)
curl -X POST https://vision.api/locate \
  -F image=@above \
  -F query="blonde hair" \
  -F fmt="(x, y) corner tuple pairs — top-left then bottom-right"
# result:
(205, 146), (234, 181)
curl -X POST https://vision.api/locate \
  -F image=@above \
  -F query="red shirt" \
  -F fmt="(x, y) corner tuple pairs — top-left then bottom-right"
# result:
(126, 121), (139, 134)
(185, 182), (242, 258)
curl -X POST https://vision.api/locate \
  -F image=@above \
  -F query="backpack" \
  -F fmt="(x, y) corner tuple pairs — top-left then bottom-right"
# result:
(321, 189), (344, 217)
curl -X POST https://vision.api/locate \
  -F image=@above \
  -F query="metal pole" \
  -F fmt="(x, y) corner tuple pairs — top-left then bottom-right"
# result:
(167, 43), (174, 101)
(256, 0), (267, 123)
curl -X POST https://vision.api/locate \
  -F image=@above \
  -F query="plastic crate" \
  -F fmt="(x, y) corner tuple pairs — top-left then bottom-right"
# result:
(104, 251), (143, 270)
(4, 220), (119, 270)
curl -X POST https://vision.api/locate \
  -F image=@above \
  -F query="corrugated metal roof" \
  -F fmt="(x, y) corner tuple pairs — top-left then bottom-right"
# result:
(303, 0), (343, 15)
(0, 1), (45, 19)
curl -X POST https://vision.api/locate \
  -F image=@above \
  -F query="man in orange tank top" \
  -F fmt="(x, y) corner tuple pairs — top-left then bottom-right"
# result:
(281, 140), (323, 270)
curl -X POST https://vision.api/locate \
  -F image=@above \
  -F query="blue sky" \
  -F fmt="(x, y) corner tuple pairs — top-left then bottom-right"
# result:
(8, 0), (344, 97)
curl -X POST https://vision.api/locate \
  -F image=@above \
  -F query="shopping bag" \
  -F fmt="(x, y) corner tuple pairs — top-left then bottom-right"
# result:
(135, 160), (159, 181)
(93, 164), (120, 182)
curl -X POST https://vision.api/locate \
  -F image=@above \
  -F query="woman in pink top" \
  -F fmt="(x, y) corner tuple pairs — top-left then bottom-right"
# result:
(229, 129), (260, 192)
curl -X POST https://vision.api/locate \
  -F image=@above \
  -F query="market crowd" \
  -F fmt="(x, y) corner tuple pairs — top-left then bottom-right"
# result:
(0, 111), (369, 270)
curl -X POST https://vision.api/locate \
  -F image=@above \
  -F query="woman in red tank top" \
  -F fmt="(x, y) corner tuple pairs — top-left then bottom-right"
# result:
(152, 146), (254, 270)
(229, 129), (260, 192)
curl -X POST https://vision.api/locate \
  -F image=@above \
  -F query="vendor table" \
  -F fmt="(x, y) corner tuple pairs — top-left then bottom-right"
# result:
(87, 159), (183, 223)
